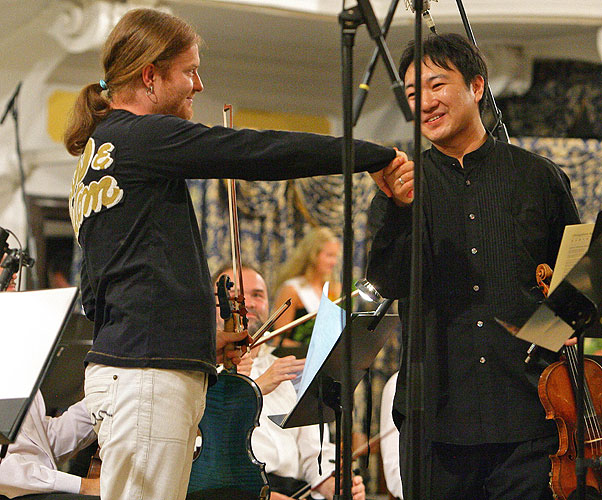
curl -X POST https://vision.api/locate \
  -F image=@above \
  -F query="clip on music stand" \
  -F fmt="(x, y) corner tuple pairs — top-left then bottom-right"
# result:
(269, 299), (395, 498)
(511, 216), (602, 500)
(0, 287), (79, 445)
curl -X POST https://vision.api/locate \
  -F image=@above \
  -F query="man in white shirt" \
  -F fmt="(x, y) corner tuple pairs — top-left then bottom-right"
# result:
(380, 372), (402, 500)
(0, 391), (98, 499)
(216, 266), (365, 500)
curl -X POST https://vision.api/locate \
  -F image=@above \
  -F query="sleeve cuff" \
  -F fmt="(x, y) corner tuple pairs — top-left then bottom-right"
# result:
(53, 471), (82, 494)
(385, 198), (413, 228)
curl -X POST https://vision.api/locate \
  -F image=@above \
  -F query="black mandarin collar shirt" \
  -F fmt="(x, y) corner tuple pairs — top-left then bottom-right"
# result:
(368, 135), (580, 444)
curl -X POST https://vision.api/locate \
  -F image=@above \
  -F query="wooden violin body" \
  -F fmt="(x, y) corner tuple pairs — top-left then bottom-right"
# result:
(86, 447), (101, 480)
(539, 354), (602, 499)
(535, 262), (602, 499)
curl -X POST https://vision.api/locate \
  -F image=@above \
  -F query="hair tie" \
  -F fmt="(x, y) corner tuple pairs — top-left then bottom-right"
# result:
(99, 79), (108, 90)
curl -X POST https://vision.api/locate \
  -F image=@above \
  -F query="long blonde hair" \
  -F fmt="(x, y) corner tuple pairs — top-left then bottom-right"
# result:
(274, 226), (340, 292)
(64, 8), (201, 156)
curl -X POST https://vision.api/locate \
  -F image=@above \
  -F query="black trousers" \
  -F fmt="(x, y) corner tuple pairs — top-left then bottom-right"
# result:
(426, 435), (558, 500)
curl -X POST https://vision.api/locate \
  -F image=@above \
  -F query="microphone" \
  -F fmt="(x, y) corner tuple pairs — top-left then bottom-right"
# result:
(0, 227), (9, 263)
(0, 82), (22, 125)
(405, 0), (438, 33)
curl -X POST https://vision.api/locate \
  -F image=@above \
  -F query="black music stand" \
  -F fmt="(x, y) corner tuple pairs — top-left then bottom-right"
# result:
(269, 300), (395, 499)
(511, 219), (602, 500)
(0, 287), (79, 445)
(40, 312), (93, 414)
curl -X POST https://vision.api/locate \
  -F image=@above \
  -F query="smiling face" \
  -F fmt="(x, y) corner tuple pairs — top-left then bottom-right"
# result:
(153, 44), (203, 120)
(404, 57), (485, 153)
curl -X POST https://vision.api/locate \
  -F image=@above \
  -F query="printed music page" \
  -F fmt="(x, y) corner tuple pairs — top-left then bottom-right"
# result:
(548, 223), (595, 294)
(295, 283), (344, 401)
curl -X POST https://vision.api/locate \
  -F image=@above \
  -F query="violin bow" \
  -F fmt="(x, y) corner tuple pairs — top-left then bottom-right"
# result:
(251, 290), (360, 348)
(223, 105), (249, 360)
(290, 427), (398, 499)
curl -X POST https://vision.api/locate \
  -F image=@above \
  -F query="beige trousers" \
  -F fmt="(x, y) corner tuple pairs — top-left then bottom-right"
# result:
(84, 363), (208, 500)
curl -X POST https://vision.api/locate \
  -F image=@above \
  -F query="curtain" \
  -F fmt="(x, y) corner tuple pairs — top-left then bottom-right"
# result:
(188, 172), (378, 296)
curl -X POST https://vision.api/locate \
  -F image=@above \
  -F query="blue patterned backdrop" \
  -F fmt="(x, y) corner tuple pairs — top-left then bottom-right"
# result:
(187, 172), (378, 297)
(513, 137), (602, 223)
(498, 59), (602, 140)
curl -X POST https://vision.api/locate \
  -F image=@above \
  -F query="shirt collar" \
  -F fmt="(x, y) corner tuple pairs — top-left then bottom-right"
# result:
(428, 133), (495, 167)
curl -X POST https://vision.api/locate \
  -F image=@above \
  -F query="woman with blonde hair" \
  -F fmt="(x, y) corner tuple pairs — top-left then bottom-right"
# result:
(272, 226), (341, 347)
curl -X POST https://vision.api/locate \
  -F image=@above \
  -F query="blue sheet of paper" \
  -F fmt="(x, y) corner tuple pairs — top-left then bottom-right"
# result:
(296, 283), (346, 401)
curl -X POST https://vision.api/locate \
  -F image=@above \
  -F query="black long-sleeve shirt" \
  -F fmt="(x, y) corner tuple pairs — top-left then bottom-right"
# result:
(367, 135), (580, 444)
(71, 109), (396, 384)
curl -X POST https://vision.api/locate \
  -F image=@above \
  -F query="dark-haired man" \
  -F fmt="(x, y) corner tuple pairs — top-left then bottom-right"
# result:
(367, 33), (580, 499)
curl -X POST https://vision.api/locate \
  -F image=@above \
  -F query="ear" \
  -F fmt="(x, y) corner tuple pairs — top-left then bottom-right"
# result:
(141, 63), (156, 88)
(472, 75), (485, 106)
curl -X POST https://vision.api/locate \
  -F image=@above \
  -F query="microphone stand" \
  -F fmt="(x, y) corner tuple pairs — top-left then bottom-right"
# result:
(353, 0), (413, 124)
(353, 0), (440, 125)
(401, 3), (426, 499)
(338, 1), (416, 497)
(454, 0), (509, 143)
(339, 8), (362, 498)
(0, 82), (36, 288)
(352, 0), (403, 125)
(402, 4), (508, 498)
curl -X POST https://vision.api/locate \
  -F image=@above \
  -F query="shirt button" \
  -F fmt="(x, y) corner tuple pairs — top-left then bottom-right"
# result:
(480, 357), (486, 364)
(465, 179), (471, 186)
(477, 320), (484, 327)
(473, 285), (480, 292)
(469, 213), (476, 220)
(471, 247), (478, 254)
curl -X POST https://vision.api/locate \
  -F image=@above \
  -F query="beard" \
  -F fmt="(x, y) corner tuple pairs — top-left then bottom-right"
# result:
(246, 313), (267, 338)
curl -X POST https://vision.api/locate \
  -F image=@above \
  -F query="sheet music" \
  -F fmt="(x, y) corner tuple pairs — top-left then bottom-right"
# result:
(0, 288), (77, 399)
(295, 283), (345, 401)
(513, 303), (575, 352)
(548, 223), (595, 294)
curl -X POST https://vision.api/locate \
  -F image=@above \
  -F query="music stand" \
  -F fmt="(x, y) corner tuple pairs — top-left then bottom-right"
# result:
(269, 300), (395, 499)
(0, 287), (79, 445)
(269, 311), (395, 428)
(510, 222), (602, 500)
(40, 312), (93, 414)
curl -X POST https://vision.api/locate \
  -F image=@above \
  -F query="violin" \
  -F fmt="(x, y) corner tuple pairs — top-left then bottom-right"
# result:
(86, 447), (101, 480)
(187, 105), (269, 500)
(537, 263), (602, 499)
(188, 274), (269, 500)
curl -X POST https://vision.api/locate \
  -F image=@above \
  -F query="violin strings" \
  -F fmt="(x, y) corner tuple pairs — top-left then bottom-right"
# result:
(565, 345), (602, 457)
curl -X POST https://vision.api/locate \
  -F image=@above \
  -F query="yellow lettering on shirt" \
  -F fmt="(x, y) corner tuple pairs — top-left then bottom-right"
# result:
(69, 138), (123, 239)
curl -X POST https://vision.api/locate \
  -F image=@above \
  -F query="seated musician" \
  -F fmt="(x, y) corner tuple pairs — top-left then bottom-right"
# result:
(0, 392), (99, 500)
(214, 265), (366, 500)
(380, 372), (402, 500)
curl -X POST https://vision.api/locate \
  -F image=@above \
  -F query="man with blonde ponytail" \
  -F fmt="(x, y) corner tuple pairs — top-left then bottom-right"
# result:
(64, 8), (407, 500)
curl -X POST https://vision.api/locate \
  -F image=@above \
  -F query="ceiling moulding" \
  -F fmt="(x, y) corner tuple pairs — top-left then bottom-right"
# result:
(209, 0), (602, 24)
(204, 0), (336, 16)
(47, 0), (168, 54)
